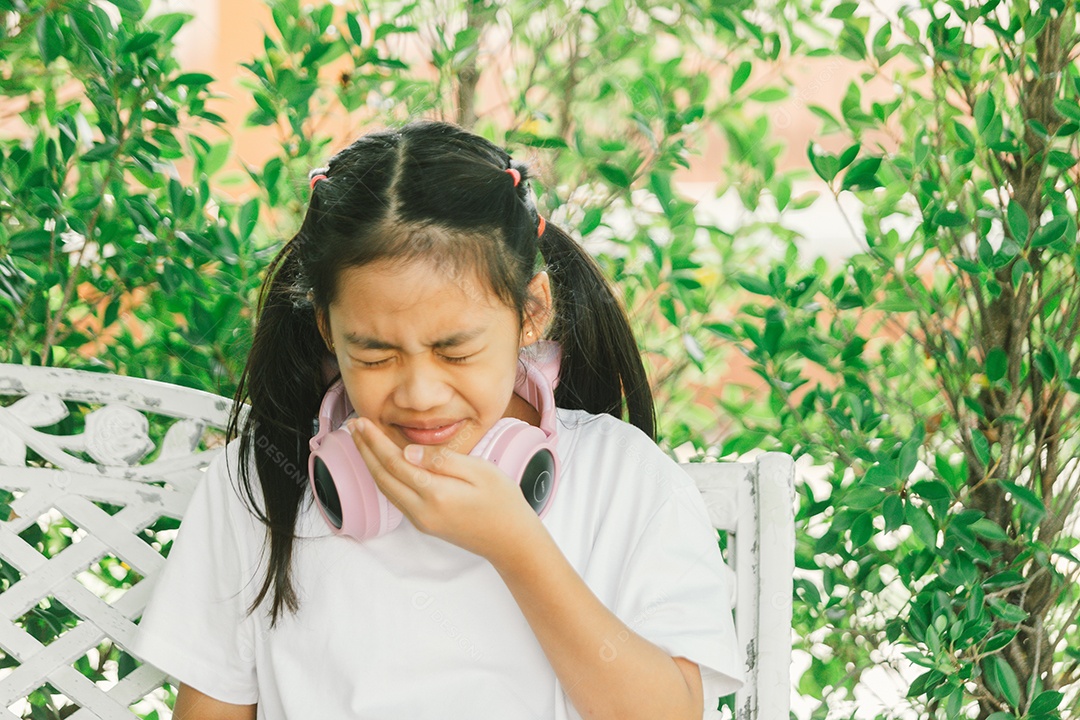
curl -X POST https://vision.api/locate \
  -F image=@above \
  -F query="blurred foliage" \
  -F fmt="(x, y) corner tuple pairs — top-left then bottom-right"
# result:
(1, 0), (811, 716)
(715, 2), (1080, 719)
(0, 0), (260, 396)
(0, 0), (815, 448)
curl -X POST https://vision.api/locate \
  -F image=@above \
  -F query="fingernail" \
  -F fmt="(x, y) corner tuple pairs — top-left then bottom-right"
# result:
(404, 445), (423, 464)
(352, 418), (366, 434)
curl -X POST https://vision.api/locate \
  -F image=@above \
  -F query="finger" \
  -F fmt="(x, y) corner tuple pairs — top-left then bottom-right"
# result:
(402, 441), (502, 485)
(355, 419), (434, 488)
(348, 419), (423, 507)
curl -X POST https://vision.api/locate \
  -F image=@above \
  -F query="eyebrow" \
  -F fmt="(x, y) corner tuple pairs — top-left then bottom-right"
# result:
(342, 327), (486, 351)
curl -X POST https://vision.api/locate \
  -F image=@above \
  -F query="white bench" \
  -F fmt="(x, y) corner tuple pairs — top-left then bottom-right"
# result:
(0, 363), (794, 719)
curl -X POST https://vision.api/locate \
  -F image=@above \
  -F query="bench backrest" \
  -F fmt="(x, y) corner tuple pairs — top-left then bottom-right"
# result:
(0, 363), (793, 719)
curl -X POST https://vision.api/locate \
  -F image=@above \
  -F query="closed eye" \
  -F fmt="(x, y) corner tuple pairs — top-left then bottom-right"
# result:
(441, 354), (474, 364)
(355, 358), (390, 368)
(352, 353), (475, 367)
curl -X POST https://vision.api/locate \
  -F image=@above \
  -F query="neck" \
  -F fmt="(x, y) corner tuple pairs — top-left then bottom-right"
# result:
(504, 391), (541, 428)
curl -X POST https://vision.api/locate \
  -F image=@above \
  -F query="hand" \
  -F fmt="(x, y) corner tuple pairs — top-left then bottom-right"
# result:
(347, 418), (545, 566)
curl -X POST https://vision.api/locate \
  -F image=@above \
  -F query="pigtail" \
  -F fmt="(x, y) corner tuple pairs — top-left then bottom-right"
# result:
(537, 222), (657, 441)
(226, 230), (328, 627)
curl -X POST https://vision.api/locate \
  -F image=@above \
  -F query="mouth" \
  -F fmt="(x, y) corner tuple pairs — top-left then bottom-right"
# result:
(392, 419), (465, 445)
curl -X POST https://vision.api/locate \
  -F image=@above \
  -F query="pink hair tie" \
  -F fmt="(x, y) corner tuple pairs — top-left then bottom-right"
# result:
(505, 167), (521, 187)
(537, 215), (546, 237)
(310, 174), (328, 190)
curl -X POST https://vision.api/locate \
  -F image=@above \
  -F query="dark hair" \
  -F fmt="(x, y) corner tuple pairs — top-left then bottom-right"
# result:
(224, 119), (655, 626)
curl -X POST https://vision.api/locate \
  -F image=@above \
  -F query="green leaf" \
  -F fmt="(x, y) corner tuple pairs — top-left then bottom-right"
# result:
(148, 12), (191, 41)
(10, 229), (54, 253)
(238, 199), (260, 241)
(1048, 149), (1078, 168)
(36, 15), (65, 65)
(934, 210), (967, 227)
(845, 486), (884, 510)
(374, 22), (418, 41)
(71, 8), (106, 52)
(970, 518), (1010, 542)
(883, 495), (904, 532)
(983, 629), (1017, 653)
(597, 163), (631, 188)
(1011, 258), (1032, 286)
(121, 31), (161, 54)
(838, 143), (860, 170)
(509, 133), (569, 150)
(864, 463), (897, 488)
(1005, 202), (1029, 243)
(954, 121), (976, 148)
(1053, 99), (1080, 124)
(173, 72), (215, 87)
(748, 87), (787, 103)
(910, 480), (950, 500)
(954, 257), (981, 273)
(346, 13), (364, 44)
(1034, 347), (1057, 380)
(975, 94), (996, 134)
(830, 2), (858, 18)
(998, 480), (1045, 517)
(730, 61), (751, 93)
(986, 347), (1007, 382)
(202, 141), (230, 178)
(1029, 690), (1063, 715)
(905, 503), (937, 548)
(649, 171), (678, 218)
(580, 207), (603, 236)
(983, 655), (1021, 706)
(734, 273), (772, 296)
(899, 437), (920, 478)
(1030, 217), (1067, 247)
(807, 144), (839, 184)
(81, 142), (119, 163)
(971, 430), (991, 466)
(983, 571), (1025, 591)
(987, 597), (1028, 623)
(105, 0), (144, 17)
(659, 294), (677, 326)
(850, 512), (874, 546)
(841, 157), (882, 191)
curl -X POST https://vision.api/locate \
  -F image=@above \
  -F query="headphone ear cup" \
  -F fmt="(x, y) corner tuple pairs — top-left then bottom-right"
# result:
(468, 417), (521, 459)
(472, 420), (559, 517)
(308, 428), (403, 541)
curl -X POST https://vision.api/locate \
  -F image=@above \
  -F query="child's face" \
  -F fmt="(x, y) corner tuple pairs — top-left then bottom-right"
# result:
(319, 258), (550, 454)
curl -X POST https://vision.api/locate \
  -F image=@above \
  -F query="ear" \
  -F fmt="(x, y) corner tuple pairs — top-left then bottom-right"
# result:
(521, 271), (553, 347)
(314, 304), (335, 353)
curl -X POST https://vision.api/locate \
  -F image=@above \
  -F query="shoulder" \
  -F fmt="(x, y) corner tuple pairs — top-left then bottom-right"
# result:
(551, 408), (697, 536)
(554, 407), (690, 490)
(189, 437), (266, 542)
(554, 406), (650, 447)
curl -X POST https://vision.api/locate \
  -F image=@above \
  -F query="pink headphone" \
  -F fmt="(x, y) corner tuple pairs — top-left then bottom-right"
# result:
(307, 341), (562, 542)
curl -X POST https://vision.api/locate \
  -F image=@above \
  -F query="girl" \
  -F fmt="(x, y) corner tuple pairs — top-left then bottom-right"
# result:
(132, 119), (744, 720)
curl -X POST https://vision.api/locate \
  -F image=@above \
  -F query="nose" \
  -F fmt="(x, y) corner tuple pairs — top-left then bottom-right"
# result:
(392, 359), (453, 412)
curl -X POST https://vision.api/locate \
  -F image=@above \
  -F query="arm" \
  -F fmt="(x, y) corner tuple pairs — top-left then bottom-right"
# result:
(346, 421), (707, 719)
(493, 523), (703, 720)
(173, 683), (257, 720)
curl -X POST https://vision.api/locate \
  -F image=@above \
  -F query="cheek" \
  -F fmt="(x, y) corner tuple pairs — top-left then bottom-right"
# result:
(342, 376), (389, 417)
(462, 358), (519, 414)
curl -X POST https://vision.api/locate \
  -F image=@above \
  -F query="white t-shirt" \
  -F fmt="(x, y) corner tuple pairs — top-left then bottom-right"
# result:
(131, 407), (744, 719)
